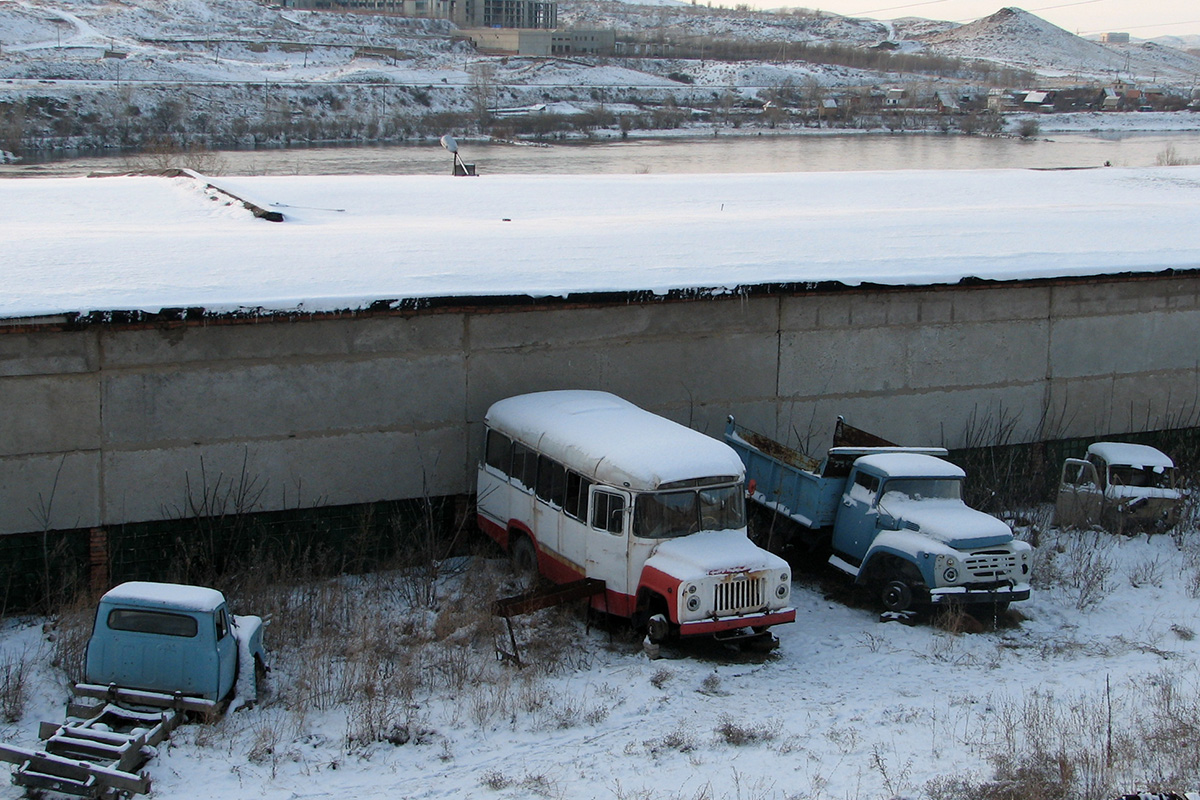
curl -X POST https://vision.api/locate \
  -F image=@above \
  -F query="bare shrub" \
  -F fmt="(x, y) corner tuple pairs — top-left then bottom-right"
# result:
(46, 602), (93, 687)
(698, 672), (722, 695)
(1129, 556), (1165, 588)
(0, 648), (31, 723)
(1034, 532), (1114, 610)
(714, 714), (779, 746)
(650, 666), (674, 689)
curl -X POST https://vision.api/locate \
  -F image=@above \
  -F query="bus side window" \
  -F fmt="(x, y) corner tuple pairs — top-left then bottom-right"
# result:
(485, 429), (512, 475)
(511, 443), (538, 492)
(564, 471), (592, 520)
(536, 455), (567, 507)
(591, 491), (626, 535)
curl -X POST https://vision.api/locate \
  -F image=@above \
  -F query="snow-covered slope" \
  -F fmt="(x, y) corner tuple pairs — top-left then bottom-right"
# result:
(918, 6), (1200, 81)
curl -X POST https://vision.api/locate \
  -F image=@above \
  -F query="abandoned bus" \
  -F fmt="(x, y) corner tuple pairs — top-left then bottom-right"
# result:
(477, 390), (795, 644)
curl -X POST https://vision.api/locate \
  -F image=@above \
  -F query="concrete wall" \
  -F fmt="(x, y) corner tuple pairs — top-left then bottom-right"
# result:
(2, 273), (1198, 536)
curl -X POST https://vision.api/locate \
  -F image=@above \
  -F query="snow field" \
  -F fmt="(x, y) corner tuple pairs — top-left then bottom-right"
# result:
(4, 505), (1200, 799)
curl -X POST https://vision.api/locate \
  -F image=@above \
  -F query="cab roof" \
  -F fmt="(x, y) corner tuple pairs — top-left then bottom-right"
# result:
(100, 582), (226, 613)
(1087, 442), (1173, 469)
(854, 452), (966, 479)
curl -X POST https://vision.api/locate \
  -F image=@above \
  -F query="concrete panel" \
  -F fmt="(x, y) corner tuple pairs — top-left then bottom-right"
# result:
(0, 451), (100, 535)
(101, 315), (466, 367)
(779, 320), (1046, 398)
(102, 354), (466, 446)
(465, 331), (778, 425)
(949, 285), (1051, 323)
(1050, 309), (1200, 379)
(0, 331), (97, 378)
(468, 298), (778, 351)
(1051, 277), (1200, 319)
(102, 427), (469, 524)
(797, 383), (1051, 452)
(905, 320), (1049, 389)
(0, 375), (100, 457)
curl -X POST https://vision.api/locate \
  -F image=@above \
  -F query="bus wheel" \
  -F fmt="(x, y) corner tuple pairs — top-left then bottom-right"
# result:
(510, 535), (539, 589)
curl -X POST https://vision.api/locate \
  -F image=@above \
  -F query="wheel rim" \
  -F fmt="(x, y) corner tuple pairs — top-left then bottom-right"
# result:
(881, 580), (913, 613)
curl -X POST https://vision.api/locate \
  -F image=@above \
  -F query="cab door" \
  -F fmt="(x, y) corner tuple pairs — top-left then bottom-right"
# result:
(213, 604), (238, 701)
(585, 487), (631, 597)
(1055, 459), (1103, 529)
(831, 469), (881, 563)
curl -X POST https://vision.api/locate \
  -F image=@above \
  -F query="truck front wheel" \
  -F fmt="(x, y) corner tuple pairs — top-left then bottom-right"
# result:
(880, 580), (914, 613)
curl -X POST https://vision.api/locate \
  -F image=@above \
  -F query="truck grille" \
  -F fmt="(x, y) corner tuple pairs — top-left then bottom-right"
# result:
(713, 576), (766, 615)
(964, 550), (1018, 581)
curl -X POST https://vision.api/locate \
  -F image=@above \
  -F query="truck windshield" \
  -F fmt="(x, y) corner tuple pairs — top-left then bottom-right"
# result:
(633, 485), (745, 539)
(880, 478), (962, 502)
(1109, 465), (1174, 489)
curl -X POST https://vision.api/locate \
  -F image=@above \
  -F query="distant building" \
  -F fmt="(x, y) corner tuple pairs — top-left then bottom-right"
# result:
(454, 0), (556, 29)
(1100, 32), (1130, 44)
(283, 0), (452, 18)
(457, 27), (614, 56)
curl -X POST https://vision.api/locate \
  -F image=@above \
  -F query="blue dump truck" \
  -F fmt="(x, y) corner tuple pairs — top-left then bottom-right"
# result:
(726, 417), (1032, 614)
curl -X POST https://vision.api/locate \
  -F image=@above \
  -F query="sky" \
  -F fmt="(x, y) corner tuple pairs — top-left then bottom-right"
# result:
(751, 0), (1200, 39)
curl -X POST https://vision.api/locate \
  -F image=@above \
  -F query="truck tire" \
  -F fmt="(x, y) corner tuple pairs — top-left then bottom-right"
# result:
(880, 580), (914, 613)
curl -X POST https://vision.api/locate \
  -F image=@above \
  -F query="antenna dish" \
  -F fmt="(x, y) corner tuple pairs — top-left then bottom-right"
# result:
(440, 135), (458, 154)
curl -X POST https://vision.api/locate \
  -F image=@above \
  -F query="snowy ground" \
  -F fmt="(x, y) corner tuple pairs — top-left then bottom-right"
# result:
(3, 514), (1200, 800)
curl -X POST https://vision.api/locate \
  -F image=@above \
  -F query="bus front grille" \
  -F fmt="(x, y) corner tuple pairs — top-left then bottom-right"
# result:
(713, 576), (766, 615)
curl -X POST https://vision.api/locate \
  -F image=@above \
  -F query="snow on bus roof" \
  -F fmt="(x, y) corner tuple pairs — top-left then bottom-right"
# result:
(4, 166), (1200, 320)
(1087, 441), (1174, 469)
(484, 390), (745, 491)
(101, 581), (226, 612)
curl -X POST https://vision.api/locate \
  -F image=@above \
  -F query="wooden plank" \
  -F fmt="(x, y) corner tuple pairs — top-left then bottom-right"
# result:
(493, 578), (606, 618)
(73, 684), (216, 714)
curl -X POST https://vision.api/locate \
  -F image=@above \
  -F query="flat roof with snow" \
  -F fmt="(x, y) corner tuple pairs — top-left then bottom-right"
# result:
(4, 166), (1200, 321)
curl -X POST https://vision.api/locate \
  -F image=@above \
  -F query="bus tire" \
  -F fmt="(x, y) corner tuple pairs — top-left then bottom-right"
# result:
(510, 534), (539, 587)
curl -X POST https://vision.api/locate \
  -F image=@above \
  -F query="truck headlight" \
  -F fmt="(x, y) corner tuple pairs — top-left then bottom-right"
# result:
(775, 584), (789, 599)
(687, 595), (701, 612)
(685, 583), (697, 595)
(780, 572), (789, 583)
(943, 567), (959, 583)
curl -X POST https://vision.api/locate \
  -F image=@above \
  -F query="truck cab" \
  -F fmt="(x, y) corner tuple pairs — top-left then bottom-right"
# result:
(85, 582), (266, 705)
(1055, 442), (1183, 533)
(830, 454), (1032, 612)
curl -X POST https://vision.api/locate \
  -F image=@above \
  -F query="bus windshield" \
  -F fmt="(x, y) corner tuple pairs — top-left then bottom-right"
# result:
(633, 484), (746, 539)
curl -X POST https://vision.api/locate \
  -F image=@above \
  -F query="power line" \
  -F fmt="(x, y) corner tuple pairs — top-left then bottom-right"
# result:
(1028, 0), (1104, 12)
(1078, 18), (1200, 34)
(849, 0), (946, 16)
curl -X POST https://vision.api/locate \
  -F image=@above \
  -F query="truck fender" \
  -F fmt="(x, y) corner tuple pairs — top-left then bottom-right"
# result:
(231, 614), (267, 708)
(858, 530), (957, 589)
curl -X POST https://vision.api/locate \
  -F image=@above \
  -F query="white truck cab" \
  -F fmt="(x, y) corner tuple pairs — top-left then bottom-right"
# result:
(1056, 442), (1183, 533)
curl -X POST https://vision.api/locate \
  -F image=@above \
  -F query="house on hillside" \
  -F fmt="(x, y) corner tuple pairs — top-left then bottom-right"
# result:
(935, 91), (960, 114)
(1022, 90), (1056, 112)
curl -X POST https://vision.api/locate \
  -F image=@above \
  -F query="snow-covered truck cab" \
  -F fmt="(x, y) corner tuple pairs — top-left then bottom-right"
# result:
(476, 391), (795, 643)
(832, 453), (1032, 613)
(84, 582), (266, 706)
(1055, 442), (1184, 533)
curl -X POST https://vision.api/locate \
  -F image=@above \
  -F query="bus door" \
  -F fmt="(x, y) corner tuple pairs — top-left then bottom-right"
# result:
(586, 486), (632, 598)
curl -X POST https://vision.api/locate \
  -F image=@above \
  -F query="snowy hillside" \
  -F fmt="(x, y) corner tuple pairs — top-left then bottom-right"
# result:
(1, 0), (1198, 155)
(919, 7), (1200, 82)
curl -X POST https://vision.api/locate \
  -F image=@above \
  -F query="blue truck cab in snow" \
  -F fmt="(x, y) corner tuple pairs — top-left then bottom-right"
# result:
(85, 582), (267, 706)
(726, 418), (1032, 614)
